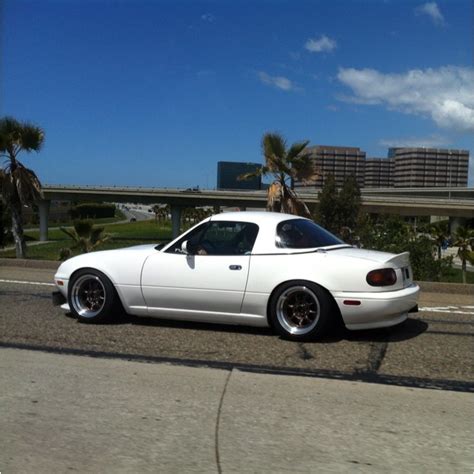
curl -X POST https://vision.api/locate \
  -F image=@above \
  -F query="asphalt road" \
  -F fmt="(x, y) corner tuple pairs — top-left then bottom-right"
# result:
(1, 265), (473, 472)
(0, 265), (473, 392)
(1, 348), (472, 473)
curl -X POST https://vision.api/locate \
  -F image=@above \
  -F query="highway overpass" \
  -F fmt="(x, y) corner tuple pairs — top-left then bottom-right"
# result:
(37, 185), (474, 240)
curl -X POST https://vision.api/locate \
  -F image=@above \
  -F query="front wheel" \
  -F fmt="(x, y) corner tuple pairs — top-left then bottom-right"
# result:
(269, 281), (331, 341)
(68, 269), (119, 323)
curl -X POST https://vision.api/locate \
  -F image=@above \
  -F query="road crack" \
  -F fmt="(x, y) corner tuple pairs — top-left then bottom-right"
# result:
(365, 341), (388, 373)
(297, 343), (314, 361)
(215, 369), (232, 474)
(355, 331), (390, 376)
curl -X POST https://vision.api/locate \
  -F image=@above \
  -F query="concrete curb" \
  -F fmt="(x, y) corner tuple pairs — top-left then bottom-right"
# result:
(1, 257), (472, 293)
(416, 281), (473, 295)
(0, 258), (60, 270)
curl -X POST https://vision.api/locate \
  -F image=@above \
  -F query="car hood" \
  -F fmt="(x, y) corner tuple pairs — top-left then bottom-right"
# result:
(109, 244), (158, 253)
(74, 243), (158, 260)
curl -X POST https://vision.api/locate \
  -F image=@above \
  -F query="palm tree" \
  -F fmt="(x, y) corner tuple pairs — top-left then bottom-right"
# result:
(453, 226), (474, 284)
(152, 204), (161, 223)
(429, 221), (449, 260)
(0, 117), (45, 258)
(240, 132), (317, 217)
(60, 220), (110, 255)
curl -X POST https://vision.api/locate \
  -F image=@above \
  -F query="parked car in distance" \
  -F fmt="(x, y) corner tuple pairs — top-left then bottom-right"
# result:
(52, 212), (419, 340)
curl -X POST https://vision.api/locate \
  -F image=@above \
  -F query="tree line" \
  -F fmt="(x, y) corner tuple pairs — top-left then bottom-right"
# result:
(1, 118), (472, 282)
(240, 131), (473, 283)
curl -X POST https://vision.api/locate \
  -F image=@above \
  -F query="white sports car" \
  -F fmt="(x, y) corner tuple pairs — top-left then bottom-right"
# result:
(53, 212), (419, 340)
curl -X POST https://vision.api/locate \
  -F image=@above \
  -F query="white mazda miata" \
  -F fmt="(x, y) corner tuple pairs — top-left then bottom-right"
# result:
(53, 212), (419, 340)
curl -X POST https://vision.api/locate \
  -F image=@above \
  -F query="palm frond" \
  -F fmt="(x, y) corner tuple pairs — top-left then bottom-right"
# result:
(0, 169), (14, 201)
(237, 169), (262, 182)
(90, 227), (108, 245)
(0, 117), (21, 154)
(290, 154), (319, 184)
(73, 220), (94, 238)
(11, 164), (43, 205)
(76, 237), (90, 253)
(262, 133), (287, 172)
(0, 117), (44, 154)
(286, 140), (310, 162)
(61, 220), (110, 253)
(20, 123), (45, 152)
(60, 227), (78, 241)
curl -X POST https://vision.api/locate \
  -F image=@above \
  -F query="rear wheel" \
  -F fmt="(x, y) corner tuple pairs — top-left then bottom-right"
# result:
(269, 281), (331, 341)
(68, 269), (118, 323)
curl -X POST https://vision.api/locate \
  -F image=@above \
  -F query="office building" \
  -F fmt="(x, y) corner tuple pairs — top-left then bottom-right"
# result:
(294, 145), (366, 190)
(364, 158), (394, 188)
(217, 162), (262, 190)
(389, 148), (469, 187)
(292, 144), (469, 190)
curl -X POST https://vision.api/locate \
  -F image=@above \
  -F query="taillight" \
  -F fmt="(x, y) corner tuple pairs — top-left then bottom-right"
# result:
(366, 268), (397, 286)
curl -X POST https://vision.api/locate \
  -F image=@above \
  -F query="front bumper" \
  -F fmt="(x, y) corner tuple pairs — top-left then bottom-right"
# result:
(333, 283), (420, 330)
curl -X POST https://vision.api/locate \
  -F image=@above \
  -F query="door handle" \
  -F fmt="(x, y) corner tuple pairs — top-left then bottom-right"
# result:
(229, 265), (242, 270)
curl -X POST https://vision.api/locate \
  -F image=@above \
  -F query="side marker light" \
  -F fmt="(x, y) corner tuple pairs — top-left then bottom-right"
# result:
(343, 300), (361, 306)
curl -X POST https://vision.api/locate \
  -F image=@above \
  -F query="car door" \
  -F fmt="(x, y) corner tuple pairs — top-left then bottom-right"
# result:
(141, 221), (259, 316)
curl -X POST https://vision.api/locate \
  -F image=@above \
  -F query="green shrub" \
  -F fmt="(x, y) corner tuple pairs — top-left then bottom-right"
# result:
(356, 215), (453, 282)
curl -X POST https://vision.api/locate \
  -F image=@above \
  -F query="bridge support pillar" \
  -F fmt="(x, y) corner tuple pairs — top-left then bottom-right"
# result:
(171, 205), (182, 239)
(449, 216), (467, 234)
(39, 200), (51, 242)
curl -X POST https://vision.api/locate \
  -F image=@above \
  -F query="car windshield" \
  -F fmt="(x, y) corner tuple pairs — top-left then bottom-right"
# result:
(276, 219), (344, 249)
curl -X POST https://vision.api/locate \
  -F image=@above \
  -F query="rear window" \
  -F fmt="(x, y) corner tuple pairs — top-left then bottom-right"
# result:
(276, 219), (343, 249)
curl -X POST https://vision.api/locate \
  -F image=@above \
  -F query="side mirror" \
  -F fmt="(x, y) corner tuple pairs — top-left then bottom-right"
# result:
(181, 240), (189, 254)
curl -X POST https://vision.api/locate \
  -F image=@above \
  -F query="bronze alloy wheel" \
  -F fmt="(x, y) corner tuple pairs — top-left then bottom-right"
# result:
(276, 285), (320, 335)
(68, 269), (119, 323)
(269, 280), (332, 340)
(70, 274), (107, 318)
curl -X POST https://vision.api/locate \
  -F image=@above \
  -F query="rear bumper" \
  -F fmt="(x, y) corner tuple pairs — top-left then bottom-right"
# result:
(333, 283), (420, 330)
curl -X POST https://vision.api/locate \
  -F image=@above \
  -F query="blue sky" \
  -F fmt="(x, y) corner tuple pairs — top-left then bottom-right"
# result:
(2, 0), (473, 187)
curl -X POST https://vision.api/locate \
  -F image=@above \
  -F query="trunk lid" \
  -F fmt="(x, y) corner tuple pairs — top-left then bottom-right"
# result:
(328, 247), (408, 265)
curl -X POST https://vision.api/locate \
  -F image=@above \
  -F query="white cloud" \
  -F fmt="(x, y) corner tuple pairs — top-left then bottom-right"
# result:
(337, 66), (474, 132)
(258, 71), (295, 91)
(379, 134), (450, 148)
(415, 2), (445, 26)
(304, 35), (337, 53)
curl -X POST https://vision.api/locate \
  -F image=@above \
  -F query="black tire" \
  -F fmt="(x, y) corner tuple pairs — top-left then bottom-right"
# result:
(268, 280), (332, 341)
(68, 269), (119, 324)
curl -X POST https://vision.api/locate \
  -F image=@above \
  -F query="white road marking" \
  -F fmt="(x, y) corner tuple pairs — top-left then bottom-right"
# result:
(419, 306), (474, 315)
(0, 278), (55, 287)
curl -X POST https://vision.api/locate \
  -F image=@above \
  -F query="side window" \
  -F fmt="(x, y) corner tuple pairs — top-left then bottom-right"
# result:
(166, 221), (259, 255)
(276, 219), (343, 249)
(198, 222), (259, 255)
(166, 223), (208, 254)
(276, 221), (306, 248)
